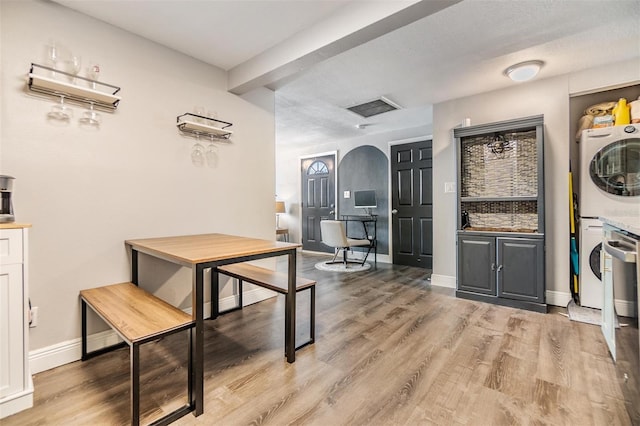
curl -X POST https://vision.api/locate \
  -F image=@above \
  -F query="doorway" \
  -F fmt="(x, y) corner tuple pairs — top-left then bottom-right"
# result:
(300, 153), (336, 252)
(390, 140), (433, 268)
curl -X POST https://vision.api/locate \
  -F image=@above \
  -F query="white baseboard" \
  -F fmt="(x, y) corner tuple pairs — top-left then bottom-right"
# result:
(29, 288), (276, 375)
(545, 290), (572, 308)
(545, 289), (636, 315)
(0, 377), (33, 419)
(614, 298), (636, 318)
(430, 274), (456, 289)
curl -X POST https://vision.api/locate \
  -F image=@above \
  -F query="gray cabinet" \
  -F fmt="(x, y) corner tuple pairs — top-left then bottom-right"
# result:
(454, 116), (546, 313)
(458, 235), (495, 295)
(497, 237), (544, 303)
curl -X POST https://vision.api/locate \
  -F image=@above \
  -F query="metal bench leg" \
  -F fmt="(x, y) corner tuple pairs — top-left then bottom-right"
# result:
(81, 300), (88, 360)
(310, 286), (315, 344)
(210, 269), (219, 319)
(131, 343), (140, 426)
(215, 272), (243, 316)
(294, 286), (316, 351)
(187, 327), (194, 410)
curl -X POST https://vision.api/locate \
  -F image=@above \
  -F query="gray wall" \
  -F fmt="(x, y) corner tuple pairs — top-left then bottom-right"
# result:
(337, 145), (389, 254)
(432, 59), (640, 304)
(1, 0), (275, 356)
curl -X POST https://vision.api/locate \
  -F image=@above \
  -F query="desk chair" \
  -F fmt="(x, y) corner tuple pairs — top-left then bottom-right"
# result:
(320, 220), (373, 266)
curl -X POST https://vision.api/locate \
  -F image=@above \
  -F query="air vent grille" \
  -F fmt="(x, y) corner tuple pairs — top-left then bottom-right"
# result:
(346, 97), (400, 118)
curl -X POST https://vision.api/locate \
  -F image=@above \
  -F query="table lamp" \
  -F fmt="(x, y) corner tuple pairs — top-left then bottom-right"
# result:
(275, 201), (286, 228)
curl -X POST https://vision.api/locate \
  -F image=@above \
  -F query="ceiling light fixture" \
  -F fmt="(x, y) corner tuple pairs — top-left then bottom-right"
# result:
(503, 60), (544, 82)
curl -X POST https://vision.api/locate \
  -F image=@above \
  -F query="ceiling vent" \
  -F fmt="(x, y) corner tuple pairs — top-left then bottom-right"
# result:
(346, 96), (401, 118)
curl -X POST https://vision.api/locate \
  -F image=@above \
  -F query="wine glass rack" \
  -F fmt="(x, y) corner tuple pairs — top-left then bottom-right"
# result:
(27, 63), (121, 111)
(176, 113), (233, 140)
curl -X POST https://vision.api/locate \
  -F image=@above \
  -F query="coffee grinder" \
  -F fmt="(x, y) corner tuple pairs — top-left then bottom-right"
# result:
(0, 175), (15, 223)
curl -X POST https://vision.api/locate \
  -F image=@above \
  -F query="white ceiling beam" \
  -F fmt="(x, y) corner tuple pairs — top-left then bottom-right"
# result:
(227, 0), (462, 95)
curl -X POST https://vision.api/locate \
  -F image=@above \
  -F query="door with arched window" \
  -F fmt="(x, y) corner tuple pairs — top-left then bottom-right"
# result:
(301, 153), (336, 252)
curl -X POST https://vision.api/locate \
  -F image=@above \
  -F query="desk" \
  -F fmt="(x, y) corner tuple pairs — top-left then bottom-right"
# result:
(341, 215), (377, 266)
(125, 233), (301, 417)
(276, 227), (289, 242)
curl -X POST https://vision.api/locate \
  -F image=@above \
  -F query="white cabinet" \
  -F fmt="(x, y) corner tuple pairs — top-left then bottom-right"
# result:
(0, 225), (33, 419)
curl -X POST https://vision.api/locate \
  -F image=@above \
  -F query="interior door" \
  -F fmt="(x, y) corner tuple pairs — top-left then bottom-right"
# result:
(301, 154), (335, 252)
(391, 140), (433, 268)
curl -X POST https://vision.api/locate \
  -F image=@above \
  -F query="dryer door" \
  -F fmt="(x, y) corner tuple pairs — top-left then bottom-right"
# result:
(589, 134), (640, 197)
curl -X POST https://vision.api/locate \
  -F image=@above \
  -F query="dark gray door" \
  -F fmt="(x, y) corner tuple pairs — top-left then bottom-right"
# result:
(391, 140), (433, 268)
(301, 154), (335, 252)
(498, 238), (544, 302)
(458, 234), (496, 295)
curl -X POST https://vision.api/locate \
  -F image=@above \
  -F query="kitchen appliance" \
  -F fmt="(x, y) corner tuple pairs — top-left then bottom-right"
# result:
(579, 124), (640, 219)
(601, 224), (639, 423)
(0, 175), (15, 223)
(579, 218), (604, 308)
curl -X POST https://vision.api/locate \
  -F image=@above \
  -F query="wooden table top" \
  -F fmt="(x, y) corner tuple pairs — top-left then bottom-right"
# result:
(125, 233), (301, 266)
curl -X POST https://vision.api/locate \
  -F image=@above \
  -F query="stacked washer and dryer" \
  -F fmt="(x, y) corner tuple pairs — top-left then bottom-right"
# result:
(579, 124), (640, 309)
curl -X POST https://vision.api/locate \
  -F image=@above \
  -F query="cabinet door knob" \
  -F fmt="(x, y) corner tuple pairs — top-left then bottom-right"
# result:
(491, 263), (496, 271)
(497, 264), (504, 272)
(391, 209), (398, 215)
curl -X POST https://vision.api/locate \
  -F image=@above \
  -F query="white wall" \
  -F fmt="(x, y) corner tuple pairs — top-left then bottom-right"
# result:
(1, 0), (275, 355)
(433, 59), (640, 304)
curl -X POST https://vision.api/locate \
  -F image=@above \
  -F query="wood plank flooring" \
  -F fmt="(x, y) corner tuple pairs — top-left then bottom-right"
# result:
(3, 252), (633, 425)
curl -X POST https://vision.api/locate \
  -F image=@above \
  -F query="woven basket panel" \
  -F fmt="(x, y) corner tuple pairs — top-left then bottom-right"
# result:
(462, 200), (538, 231)
(461, 130), (538, 197)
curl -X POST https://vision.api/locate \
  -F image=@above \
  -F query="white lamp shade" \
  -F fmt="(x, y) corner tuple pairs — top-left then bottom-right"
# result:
(504, 60), (544, 82)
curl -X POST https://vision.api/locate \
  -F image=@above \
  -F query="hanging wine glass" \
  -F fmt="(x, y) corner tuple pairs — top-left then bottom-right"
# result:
(191, 133), (205, 167)
(45, 42), (59, 78)
(87, 64), (100, 89)
(205, 134), (217, 168)
(63, 56), (81, 84)
(47, 95), (73, 125)
(79, 102), (101, 130)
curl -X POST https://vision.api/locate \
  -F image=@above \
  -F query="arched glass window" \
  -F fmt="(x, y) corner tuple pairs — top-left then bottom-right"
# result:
(307, 160), (329, 175)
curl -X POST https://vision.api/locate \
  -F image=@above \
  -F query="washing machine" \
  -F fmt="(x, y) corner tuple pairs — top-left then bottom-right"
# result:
(579, 218), (604, 308)
(579, 124), (640, 219)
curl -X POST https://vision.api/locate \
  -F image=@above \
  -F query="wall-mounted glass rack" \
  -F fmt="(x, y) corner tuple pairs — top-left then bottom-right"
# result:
(27, 63), (121, 111)
(176, 113), (233, 140)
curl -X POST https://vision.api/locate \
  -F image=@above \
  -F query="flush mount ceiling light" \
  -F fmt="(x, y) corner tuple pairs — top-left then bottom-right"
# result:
(503, 60), (544, 82)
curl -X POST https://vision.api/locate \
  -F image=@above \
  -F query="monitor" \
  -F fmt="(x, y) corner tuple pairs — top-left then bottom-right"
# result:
(354, 190), (377, 208)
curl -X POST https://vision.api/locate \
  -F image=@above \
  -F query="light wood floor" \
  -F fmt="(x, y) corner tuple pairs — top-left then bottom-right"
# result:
(4, 252), (633, 425)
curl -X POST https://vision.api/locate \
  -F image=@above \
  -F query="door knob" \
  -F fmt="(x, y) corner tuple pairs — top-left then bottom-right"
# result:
(329, 210), (335, 215)
(391, 209), (398, 214)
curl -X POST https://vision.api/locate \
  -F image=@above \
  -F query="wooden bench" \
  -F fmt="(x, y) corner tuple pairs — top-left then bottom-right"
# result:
(80, 282), (195, 426)
(214, 263), (316, 351)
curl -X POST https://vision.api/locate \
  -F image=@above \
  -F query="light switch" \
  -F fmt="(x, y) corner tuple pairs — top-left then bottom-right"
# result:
(344, 191), (350, 198)
(444, 182), (456, 193)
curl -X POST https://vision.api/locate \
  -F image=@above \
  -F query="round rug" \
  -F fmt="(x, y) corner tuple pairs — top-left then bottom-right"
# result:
(315, 261), (371, 273)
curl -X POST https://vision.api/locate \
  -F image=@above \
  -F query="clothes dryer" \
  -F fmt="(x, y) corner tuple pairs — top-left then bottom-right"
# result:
(579, 124), (640, 219)
(579, 218), (604, 309)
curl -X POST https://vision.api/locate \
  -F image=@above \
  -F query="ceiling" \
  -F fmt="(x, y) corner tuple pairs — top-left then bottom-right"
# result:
(54, 0), (640, 146)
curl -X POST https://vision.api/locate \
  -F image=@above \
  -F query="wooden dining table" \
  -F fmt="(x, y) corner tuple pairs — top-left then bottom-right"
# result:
(125, 233), (301, 417)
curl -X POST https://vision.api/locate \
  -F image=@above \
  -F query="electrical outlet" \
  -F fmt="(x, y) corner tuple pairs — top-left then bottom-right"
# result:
(30, 306), (38, 328)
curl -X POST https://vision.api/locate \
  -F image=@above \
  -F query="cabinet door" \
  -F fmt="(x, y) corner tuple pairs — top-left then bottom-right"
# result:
(0, 263), (24, 398)
(0, 229), (23, 265)
(497, 238), (544, 303)
(457, 235), (496, 295)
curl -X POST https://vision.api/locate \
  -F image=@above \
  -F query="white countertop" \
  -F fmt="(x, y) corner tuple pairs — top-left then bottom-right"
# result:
(600, 216), (640, 236)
